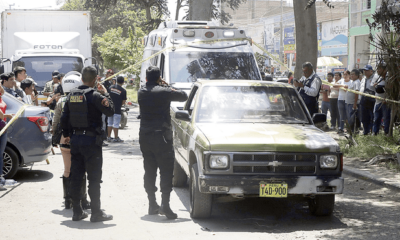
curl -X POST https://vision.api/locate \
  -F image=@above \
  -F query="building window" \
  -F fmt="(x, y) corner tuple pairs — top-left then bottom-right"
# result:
(351, 0), (372, 27)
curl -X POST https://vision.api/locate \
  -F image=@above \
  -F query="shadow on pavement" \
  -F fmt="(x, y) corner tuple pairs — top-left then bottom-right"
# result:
(0, 182), (23, 198)
(13, 169), (54, 182)
(60, 220), (116, 229)
(52, 208), (73, 219)
(174, 186), (347, 234)
(140, 214), (191, 223)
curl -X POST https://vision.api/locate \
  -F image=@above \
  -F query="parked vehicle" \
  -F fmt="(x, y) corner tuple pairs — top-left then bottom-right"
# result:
(0, 10), (92, 104)
(2, 93), (52, 178)
(140, 20), (261, 106)
(171, 80), (343, 218)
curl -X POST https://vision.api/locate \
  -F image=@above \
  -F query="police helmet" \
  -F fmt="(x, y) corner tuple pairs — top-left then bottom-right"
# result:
(62, 72), (82, 94)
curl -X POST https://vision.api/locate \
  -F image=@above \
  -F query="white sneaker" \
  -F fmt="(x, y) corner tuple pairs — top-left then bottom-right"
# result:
(113, 137), (124, 143)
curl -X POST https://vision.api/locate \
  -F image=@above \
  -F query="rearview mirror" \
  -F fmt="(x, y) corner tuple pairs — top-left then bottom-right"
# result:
(175, 110), (191, 122)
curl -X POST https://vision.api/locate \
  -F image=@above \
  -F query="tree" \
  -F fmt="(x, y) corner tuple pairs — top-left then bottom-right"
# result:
(293, 0), (318, 79)
(93, 26), (145, 77)
(61, 0), (147, 73)
(367, 0), (400, 137)
(84, 0), (169, 32)
(184, 0), (246, 25)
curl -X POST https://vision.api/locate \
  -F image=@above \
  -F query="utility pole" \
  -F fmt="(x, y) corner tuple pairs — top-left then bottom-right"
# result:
(9, 3), (15, 9)
(280, 0), (284, 65)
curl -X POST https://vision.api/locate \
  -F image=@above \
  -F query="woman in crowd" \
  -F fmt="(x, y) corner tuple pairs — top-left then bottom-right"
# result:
(52, 72), (90, 209)
(0, 84), (14, 190)
(333, 70), (352, 133)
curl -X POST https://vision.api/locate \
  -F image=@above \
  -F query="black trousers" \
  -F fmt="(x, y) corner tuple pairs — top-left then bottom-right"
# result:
(139, 130), (174, 195)
(70, 135), (103, 214)
(329, 98), (339, 128)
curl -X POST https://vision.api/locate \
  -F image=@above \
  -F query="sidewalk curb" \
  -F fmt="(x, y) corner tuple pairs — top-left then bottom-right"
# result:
(343, 166), (400, 191)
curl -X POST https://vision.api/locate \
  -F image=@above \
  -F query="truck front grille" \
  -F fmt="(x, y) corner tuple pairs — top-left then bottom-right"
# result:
(232, 153), (316, 175)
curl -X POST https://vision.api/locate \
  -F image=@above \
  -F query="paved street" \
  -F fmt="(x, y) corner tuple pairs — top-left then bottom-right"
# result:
(1, 106), (400, 240)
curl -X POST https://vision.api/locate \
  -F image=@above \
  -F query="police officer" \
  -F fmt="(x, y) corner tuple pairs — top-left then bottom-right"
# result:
(294, 62), (322, 117)
(61, 66), (115, 222)
(138, 66), (188, 219)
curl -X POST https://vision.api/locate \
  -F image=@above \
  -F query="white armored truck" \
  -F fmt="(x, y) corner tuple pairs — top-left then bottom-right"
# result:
(140, 21), (262, 94)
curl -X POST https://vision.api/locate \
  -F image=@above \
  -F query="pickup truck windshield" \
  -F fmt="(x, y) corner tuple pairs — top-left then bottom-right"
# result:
(169, 52), (260, 83)
(13, 56), (83, 90)
(196, 86), (309, 124)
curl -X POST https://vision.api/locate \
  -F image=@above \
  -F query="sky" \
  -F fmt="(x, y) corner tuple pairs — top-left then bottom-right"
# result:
(0, 0), (64, 11)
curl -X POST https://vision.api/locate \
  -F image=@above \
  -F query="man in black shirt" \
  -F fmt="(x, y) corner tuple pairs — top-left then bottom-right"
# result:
(107, 76), (127, 142)
(138, 66), (188, 219)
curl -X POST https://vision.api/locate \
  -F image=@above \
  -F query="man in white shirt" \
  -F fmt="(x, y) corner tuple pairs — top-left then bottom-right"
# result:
(20, 78), (35, 105)
(293, 62), (322, 117)
(345, 69), (361, 130)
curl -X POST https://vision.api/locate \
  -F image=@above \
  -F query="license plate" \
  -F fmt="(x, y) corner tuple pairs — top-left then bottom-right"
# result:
(259, 182), (288, 198)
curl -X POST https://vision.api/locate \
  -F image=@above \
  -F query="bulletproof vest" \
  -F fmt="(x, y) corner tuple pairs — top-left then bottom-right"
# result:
(299, 74), (320, 109)
(68, 88), (94, 129)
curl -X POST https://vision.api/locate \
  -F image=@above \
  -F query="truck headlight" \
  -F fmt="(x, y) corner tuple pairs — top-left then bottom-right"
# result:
(209, 155), (229, 169)
(320, 155), (338, 169)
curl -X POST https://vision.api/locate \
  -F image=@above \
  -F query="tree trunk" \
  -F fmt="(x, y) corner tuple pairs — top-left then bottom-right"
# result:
(389, 106), (397, 137)
(175, 0), (182, 20)
(145, 5), (151, 21)
(293, 0), (318, 79)
(188, 0), (213, 21)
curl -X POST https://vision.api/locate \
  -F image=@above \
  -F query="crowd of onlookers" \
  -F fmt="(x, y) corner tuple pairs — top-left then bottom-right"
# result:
(320, 62), (389, 135)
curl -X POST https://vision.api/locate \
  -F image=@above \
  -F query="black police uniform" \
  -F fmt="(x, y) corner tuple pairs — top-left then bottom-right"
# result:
(61, 85), (114, 220)
(138, 81), (187, 216)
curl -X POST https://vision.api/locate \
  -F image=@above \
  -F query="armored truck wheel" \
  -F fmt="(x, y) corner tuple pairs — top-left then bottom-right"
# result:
(190, 164), (212, 218)
(308, 195), (335, 216)
(172, 159), (187, 187)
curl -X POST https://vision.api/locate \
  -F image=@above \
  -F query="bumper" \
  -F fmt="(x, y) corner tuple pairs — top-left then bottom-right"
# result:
(198, 175), (344, 195)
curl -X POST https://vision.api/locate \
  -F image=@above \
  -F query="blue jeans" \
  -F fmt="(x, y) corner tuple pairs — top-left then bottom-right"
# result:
(338, 100), (347, 130)
(347, 104), (360, 130)
(361, 103), (373, 135)
(0, 131), (7, 176)
(321, 101), (330, 115)
(373, 103), (391, 134)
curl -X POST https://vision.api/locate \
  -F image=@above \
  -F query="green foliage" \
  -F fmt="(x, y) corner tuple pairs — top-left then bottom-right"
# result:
(339, 132), (400, 159)
(61, 0), (147, 75)
(126, 87), (138, 102)
(93, 26), (144, 76)
(367, 0), (400, 136)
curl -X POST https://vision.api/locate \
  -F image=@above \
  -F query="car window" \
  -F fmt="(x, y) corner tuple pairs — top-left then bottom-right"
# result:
(196, 86), (309, 124)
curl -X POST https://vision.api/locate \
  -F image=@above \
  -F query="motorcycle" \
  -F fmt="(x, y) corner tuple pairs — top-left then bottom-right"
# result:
(120, 106), (129, 129)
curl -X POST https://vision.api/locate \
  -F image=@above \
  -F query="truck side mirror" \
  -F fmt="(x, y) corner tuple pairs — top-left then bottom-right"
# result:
(175, 110), (191, 122)
(312, 113), (327, 125)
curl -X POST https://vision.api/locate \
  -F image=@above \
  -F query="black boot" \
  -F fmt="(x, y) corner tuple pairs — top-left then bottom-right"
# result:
(159, 193), (177, 219)
(72, 200), (88, 221)
(80, 175), (91, 210)
(90, 210), (113, 222)
(62, 176), (72, 209)
(147, 193), (159, 215)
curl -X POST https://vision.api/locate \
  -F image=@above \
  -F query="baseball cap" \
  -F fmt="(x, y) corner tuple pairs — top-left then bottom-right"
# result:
(362, 65), (373, 71)
(106, 69), (114, 74)
(52, 70), (60, 77)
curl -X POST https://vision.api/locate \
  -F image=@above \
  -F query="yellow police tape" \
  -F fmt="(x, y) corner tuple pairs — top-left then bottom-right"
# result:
(251, 41), (400, 104)
(99, 36), (400, 104)
(0, 104), (29, 137)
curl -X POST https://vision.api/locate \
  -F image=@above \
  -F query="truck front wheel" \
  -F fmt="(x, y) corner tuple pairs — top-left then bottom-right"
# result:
(189, 164), (212, 218)
(308, 195), (335, 216)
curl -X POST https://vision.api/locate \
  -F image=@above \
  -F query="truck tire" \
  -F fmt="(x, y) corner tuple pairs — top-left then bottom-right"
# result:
(2, 146), (19, 179)
(308, 195), (335, 216)
(189, 164), (212, 218)
(120, 112), (128, 129)
(172, 159), (187, 187)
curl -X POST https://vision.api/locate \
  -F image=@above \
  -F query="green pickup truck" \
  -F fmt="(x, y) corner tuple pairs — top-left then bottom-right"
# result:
(171, 80), (343, 218)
